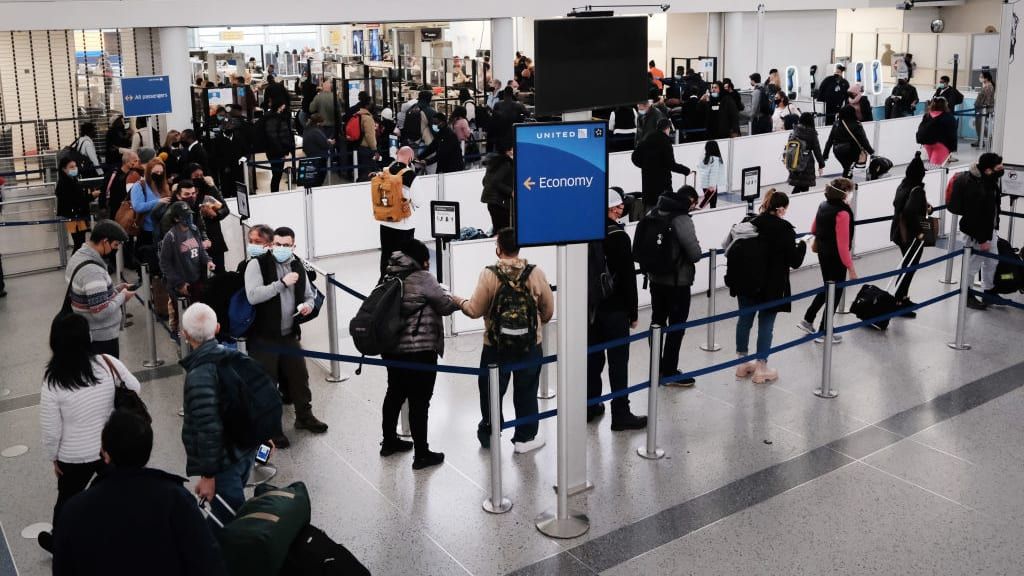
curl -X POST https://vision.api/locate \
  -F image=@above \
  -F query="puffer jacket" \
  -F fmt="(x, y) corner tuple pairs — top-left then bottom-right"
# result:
(787, 124), (825, 189)
(480, 152), (514, 208)
(385, 253), (461, 356)
(647, 193), (703, 287)
(180, 340), (247, 478)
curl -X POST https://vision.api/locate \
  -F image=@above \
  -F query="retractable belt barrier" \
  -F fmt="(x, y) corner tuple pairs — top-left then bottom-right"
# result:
(0, 218), (67, 226)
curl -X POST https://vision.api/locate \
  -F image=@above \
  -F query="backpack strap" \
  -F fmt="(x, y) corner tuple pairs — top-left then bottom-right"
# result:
(518, 264), (535, 286)
(64, 259), (105, 306)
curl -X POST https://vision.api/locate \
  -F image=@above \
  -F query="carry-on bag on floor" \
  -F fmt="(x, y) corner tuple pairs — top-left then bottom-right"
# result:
(281, 524), (371, 576)
(993, 238), (1024, 294)
(850, 239), (922, 330)
(202, 482), (312, 576)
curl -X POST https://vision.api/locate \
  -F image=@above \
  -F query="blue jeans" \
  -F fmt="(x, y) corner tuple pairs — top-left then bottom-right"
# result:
(735, 295), (778, 361)
(211, 450), (255, 524)
(477, 344), (542, 446)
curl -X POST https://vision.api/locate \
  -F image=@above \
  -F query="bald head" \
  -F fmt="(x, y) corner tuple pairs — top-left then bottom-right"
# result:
(122, 150), (139, 169)
(396, 146), (415, 165)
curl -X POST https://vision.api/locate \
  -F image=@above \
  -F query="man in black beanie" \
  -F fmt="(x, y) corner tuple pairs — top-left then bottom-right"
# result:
(949, 152), (1004, 309)
(891, 152), (931, 315)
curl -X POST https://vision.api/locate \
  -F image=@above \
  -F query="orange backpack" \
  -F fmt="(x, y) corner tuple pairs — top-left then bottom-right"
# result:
(371, 166), (412, 222)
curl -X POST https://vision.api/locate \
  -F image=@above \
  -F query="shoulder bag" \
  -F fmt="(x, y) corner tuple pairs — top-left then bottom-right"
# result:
(101, 355), (151, 423)
(841, 121), (870, 167)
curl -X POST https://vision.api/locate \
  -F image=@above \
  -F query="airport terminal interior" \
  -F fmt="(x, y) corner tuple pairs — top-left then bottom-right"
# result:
(1, 1), (1023, 575)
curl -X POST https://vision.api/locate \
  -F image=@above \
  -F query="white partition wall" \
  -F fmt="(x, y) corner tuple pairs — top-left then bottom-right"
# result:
(787, 189), (828, 237)
(852, 175), (901, 254)
(876, 116), (921, 165)
(440, 168), (490, 231)
(608, 150), (642, 193)
(730, 130), (792, 188)
(670, 140), (732, 190)
(235, 189), (310, 259)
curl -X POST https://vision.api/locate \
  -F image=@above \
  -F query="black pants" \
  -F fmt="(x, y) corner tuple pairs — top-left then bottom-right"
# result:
(894, 238), (924, 302)
(268, 155), (286, 192)
(804, 260), (848, 331)
(792, 185), (810, 194)
(379, 226), (415, 277)
(0, 253), (5, 292)
(587, 309), (632, 415)
(53, 460), (104, 526)
(209, 249), (226, 276)
(90, 338), (120, 358)
(649, 283), (692, 375)
(381, 350), (438, 455)
(487, 204), (511, 233)
(249, 333), (314, 419)
(357, 146), (378, 182)
(835, 146), (859, 179)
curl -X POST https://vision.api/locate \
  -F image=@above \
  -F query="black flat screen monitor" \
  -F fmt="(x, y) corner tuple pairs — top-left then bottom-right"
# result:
(534, 16), (648, 116)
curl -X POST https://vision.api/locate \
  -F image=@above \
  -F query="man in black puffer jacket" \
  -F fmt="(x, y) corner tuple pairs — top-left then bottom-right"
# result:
(632, 118), (691, 214)
(950, 153), (1004, 308)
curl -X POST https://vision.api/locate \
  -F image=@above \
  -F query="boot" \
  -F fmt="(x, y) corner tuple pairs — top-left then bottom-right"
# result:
(611, 412), (648, 431)
(751, 361), (778, 384)
(380, 437), (414, 456)
(735, 358), (757, 379)
(587, 403), (606, 422)
(412, 449), (445, 470)
(295, 413), (329, 433)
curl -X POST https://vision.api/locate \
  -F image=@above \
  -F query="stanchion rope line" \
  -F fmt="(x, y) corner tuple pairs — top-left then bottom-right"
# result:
(968, 289), (1024, 311)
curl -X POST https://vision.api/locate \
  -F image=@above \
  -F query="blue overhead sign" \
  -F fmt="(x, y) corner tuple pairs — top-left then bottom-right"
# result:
(514, 121), (608, 246)
(121, 75), (173, 118)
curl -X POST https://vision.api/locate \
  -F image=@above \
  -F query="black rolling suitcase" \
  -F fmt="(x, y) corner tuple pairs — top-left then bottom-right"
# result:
(993, 238), (1024, 294)
(281, 524), (371, 576)
(850, 239), (922, 330)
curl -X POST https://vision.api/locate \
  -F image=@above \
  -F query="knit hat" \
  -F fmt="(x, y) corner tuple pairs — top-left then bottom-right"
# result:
(905, 151), (926, 184)
(138, 147), (157, 164)
(978, 152), (1003, 171)
(607, 187), (624, 209)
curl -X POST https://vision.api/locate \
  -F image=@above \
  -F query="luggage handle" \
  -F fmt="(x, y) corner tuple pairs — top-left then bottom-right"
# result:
(887, 237), (925, 293)
(198, 494), (238, 528)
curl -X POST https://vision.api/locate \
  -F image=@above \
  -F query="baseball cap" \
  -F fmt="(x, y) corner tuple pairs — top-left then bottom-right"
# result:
(608, 187), (624, 208)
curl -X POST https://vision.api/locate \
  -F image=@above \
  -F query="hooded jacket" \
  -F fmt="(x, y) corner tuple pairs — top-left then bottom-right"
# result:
(384, 252), (461, 356)
(955, 165), (1001, 243)
(56, 171), (93, 220)
(461, 257), (555, 347)
(787, 124), (826, 189)
(647, 192), (704, 287)
(892, 154), (930, 246)
(750, 213), (804, 313)
(480, 152), (514, 208)
(631, 130), (691, 207)
(180, 340), (250, 477)
(159, 204), (210, 292)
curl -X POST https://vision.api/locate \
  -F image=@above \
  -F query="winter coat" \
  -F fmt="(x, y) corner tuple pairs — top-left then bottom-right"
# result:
(596, 218), (639, 322)
(180, 340), (249, 478)
(262, 110), (295, 158)
(916, 111), (958, 153)
(56, 172), (92, 220)
(196, 180), (230, 257)
(817, 74), (850, 113)
(631, 131), (690, 207)
(751, 213), (804, 313)
(646, 193), (703, 287)
(824, 119), (874, 162)
(955, 165), (1000, 243)
(635, 106), (667, 146)
(53, 466), (227, 576)
(786, 125), (825, 189)
(703, 96), (740, 140)
(384, 253), (461, 356)
(302, 125), (331, 161)
(480, 152), (514, 208)
(891, 180), (929, 247)
(159, 221), (210, 293)
(421, 126), (465, 174)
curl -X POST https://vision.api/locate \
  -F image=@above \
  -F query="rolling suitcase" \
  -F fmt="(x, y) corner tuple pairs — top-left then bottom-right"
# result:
(850, 238), (922, 330)
(993, 238), (1024, 294)
(281, 524), (371, 576)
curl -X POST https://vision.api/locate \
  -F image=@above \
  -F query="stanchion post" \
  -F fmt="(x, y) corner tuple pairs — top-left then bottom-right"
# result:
(176, 296), (190, 359)
(699, 250), (721, 352)
(57, 222), (68, 267)
(482, 364), (512, 514)
(236, 337), (247, 355)
(947, 246), (973, 350)
(940, 214), (960, 284)
(538, 322), (555, 399)
(1009, 197), (1017, 245)
(240, 156), (251, 195)
(115, 248), (131, 327)
(140, 264), (164, 368)
(815, 282), (838, 399)
(637, 324), (665, 460)
(324, 272), (347, 382)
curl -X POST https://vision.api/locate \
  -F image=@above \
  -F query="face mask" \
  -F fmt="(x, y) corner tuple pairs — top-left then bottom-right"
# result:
(272, 246), (293, 263)
(987, 169), (1005, 181)
(847, 93), (856, 99)
(247, 244), (269, 258)
(67, 169), (79, 178)
(151, 173), (164, 182)
(638, 109), (647, 116)
(217, 115), (226, 121)
(710, 92), (719, 99)
(937, 83), (946, 89)
(123, 120), (131, 129)
(431, 125), (440, 133)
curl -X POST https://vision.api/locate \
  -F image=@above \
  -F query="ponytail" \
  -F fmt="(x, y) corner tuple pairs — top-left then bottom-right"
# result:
(760, 188), (790, 214)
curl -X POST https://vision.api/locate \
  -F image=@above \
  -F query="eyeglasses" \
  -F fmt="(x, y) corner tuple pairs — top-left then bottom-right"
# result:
(273, 242), (294, 248)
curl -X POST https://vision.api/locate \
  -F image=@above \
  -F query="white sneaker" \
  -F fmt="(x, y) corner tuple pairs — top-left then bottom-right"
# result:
(797, 320), (816, 334)
(814, 334), (842, 345)
(513, 438), (546, 454)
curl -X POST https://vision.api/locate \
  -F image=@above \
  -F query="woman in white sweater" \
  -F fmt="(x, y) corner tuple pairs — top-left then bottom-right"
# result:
(699, 140), (729, 209)
(37, 314), (140, 553)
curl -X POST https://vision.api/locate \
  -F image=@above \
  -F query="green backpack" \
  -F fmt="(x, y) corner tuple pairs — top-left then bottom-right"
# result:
(487, 265), (538, 352)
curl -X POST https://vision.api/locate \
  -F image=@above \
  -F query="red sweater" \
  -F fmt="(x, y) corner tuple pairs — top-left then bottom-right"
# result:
(811, 211), (853, 269)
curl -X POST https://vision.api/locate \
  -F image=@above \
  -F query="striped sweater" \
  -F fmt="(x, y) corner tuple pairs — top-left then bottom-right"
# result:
(40, 355), (141, 463)
(65, 245), (125, 342)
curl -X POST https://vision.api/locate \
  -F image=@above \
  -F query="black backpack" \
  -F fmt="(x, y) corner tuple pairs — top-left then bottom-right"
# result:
(280, 524), (370, 576)
(587, 230), (617, 321)
(58, 138), (98, 178)
(487, 265), (538, 352)
(401, 105), (423, 144)
(993, 238), (1024, 294)
(723, 222), (767, 297)
(349, 273), (424, 356)
(633, 211), (682, 276)
(216, 350), (284, 450)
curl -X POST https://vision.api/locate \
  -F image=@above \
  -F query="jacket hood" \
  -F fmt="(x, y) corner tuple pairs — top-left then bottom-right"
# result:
(180, 339), (234, 371)
(493, 257), (529, 277)
(386, 252), (424, 276)
(92, 466), (187, 487)
(793, 124), (817, 139)
(722, 220), (759, 252)
(656, 191), (692, 214)
(903, 151), (926, 185)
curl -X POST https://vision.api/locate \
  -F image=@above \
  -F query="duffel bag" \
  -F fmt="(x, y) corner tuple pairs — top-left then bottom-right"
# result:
(993, 238), (1024, 294)
(281, 524), (371, 576)
(214, 481), (312, 576)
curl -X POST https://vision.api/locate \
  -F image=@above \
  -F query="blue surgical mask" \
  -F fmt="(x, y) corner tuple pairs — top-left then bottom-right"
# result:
(710, 92), (719, 99)
(67, 169), (79, 178)
(247, 244), (269, 258)
(431, 125), (440, 133)
(937, 83), (946, 89)
(272, 246), (293, 263)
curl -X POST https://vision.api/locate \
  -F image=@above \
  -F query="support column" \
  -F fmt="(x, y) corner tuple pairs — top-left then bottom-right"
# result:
(992, 1), (1020, 160)
(706, 13), (724, 63)
(158, 27), (194, 135)
(491, 18), (515, 87)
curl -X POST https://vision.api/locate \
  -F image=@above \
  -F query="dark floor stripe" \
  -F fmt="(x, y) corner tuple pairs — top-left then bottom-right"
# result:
(0, 522), (16, 576)
(0, 393), (40, 415)
(0, 364), (182, 415)
(508, 361), (1024, 576)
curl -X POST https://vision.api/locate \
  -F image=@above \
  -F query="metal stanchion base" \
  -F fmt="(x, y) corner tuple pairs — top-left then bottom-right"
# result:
(535, 510), (590, 539)
(247, 464), (278, 487)
(814, 388), (839, 399)
(938, 279), (959, 285)
(325, 372), (349, 383)
(699, 343), (721, 352)
(552, 481), (594, 496)
(637, 446), (665, 460)
(947, 342), (971, 351)
(537, 390), (556, 400)
(482, 497), (513, 514)
(143, 359), (165, 368)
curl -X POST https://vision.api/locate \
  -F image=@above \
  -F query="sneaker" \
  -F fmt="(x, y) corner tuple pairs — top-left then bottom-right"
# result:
(380, 438), (414, 456)
(983, 289), (1005, 307)
(814, 334), (842, 344)
(295, 415), (329, 434)
(751, 362), (779, 384)
(37, 531), (54, 554)
(412, 450), (445, 470)
(966, 295), (988, 310)
(513, 437), (546, 454)
(797, 319), (816, 335)
(586, 403), (605, 423)
(272, 434), (291, 449)
(662, 370), (696, 387)
(971, 142), (981, 148)
(735, 359), (758, 379)
(611, 413), (648, 431)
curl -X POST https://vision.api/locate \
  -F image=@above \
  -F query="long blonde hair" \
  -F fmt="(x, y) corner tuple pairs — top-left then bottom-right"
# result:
(144, 158), (170, 198)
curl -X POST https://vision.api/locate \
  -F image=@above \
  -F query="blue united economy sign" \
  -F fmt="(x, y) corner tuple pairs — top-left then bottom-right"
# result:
(121, 75), (173, 118)
(514, 121), (608, 246)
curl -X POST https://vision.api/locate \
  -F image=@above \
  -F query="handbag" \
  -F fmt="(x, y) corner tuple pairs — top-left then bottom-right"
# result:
(920, 216), (939, 247)
(101, 355), (151, 423)
(114, 200), (141, 237)
(841, 121), (869, 167)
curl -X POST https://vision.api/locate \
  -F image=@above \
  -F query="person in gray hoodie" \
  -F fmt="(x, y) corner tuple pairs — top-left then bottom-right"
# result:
(380, 239), (466, 470)
(645, 186), (703, 385)
(158, 199), (211, 328)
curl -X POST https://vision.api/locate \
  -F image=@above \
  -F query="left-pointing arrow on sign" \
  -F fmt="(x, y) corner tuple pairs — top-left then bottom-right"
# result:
(523, 177), (534, 191)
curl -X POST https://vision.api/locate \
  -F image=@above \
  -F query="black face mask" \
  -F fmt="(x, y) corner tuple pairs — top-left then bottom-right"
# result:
(986, 169), (1005, 181)
(151, 173), (165, 183)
